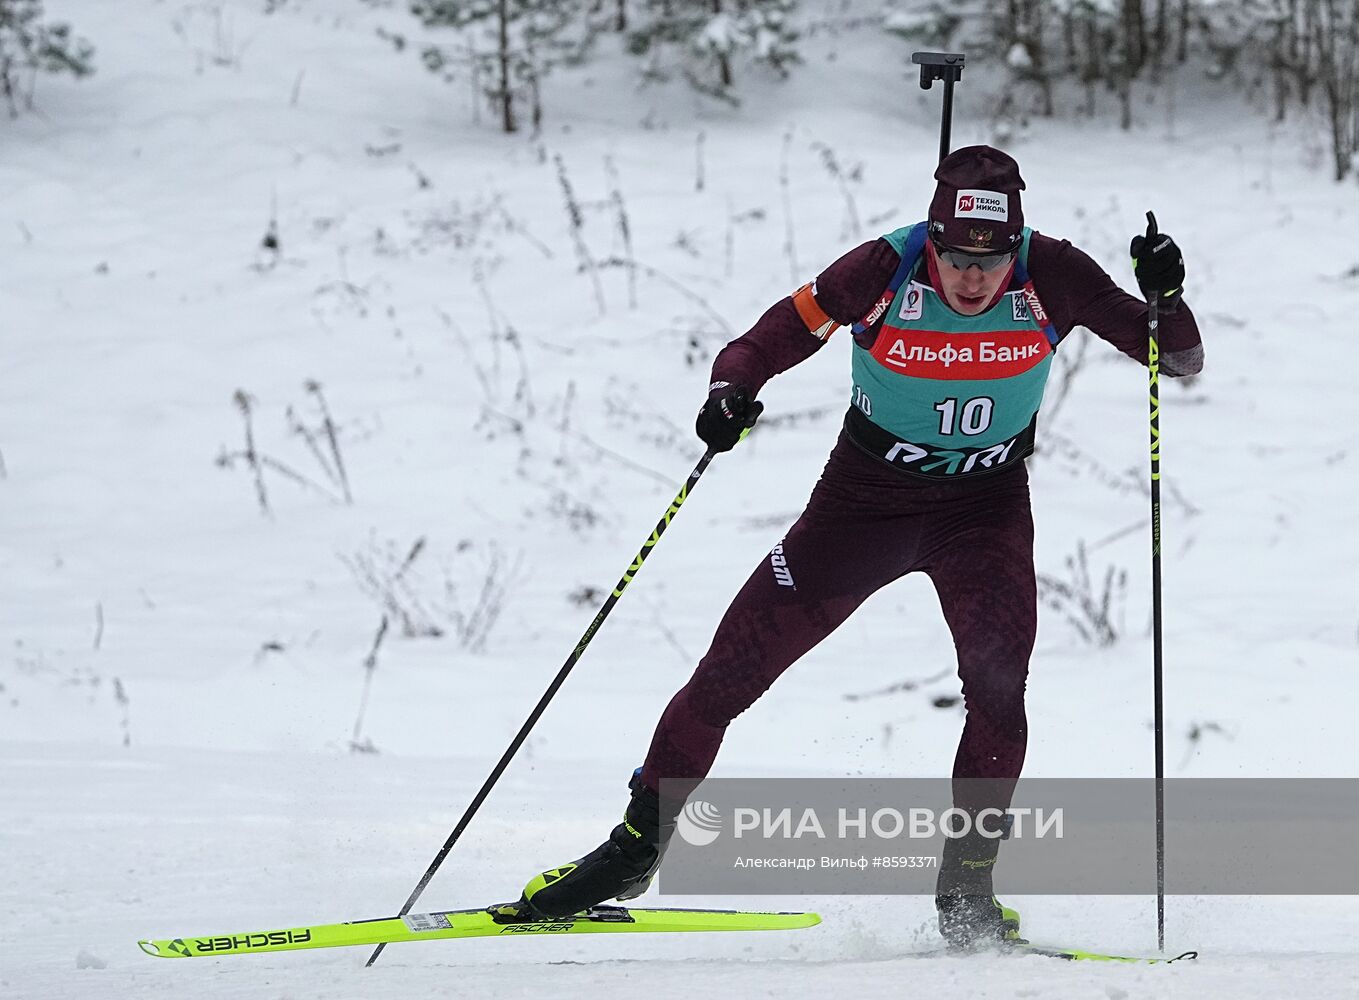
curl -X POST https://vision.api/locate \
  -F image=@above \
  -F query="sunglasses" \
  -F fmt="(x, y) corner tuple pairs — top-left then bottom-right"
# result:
(930, 239), (1016, 273)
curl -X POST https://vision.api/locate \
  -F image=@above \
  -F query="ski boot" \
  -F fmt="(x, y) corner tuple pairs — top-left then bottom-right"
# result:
(935, 810), (1023, 949)
(936, 891), (1023, 949)
(515, 769), (674, 919)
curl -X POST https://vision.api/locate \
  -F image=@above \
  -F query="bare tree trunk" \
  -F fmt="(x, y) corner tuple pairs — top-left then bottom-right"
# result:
(1123, 0), (1147, 76)
(1062, 7), (1078, 75)
(1026, 0), (1054, 116)
(1317, 0), (1339, 177)
(529, 63), (542, 139)
(713, 0), (733, 89)
(1287, 0), (1301, 68)
(1116, 13), (1134, 132)
(1, 59), (16, 118)
(1311, 0), (1359, 180)
(1340, 0), (1359, 178)
(498, 0), (516, 133)
(1083, 13), (1101, 117)
(1118, 63), (1133, 130)
(1273, 17), (1289, 122)
(616, 0), (627, 32)
(1177, 0), (1189, 64)
(1300, 0), (1315, 107)
(1152, 0), (1168, 74)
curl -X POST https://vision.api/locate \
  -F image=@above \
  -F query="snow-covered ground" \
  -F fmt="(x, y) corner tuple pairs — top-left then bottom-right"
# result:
(3, 2), (1356, 997)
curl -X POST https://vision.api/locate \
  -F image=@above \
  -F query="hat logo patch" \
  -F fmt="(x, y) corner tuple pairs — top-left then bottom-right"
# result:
(955, 189), (1008, 221)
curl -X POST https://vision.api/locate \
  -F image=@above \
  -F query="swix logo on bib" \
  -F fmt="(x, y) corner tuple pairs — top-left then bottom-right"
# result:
(954, 189), (1008, 221)
(864, 289), (894, 327)
(1022, 284), (1048, 324)
(869, 328), (1051, 381)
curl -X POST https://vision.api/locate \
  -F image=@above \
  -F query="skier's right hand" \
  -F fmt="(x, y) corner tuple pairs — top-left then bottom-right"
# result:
(695, 384), (764, 453)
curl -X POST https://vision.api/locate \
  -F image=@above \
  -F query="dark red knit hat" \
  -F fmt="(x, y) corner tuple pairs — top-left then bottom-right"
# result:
(928, 145), (1026, 251)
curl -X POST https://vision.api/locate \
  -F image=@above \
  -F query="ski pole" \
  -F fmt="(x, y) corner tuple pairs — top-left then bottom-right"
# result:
(1143, 210), (1167, 952)
(911, 51), (966, 163)
(366, 448), (719, 967)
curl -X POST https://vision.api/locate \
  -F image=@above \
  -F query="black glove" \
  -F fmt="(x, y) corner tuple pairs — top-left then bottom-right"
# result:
(695, 384), (764, 453)
(1130, 211), (1185, 310)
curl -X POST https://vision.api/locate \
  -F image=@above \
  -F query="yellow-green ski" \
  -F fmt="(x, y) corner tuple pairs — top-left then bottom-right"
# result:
(909, 939), (1197, 964)
(1010, 942), (1197, 964)
(138, 904), (821, 958)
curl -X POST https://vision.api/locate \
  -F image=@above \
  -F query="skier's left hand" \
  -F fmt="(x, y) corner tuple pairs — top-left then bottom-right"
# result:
(1130, 211), (1185, 311)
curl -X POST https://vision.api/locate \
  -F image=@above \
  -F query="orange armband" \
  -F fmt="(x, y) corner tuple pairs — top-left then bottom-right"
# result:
(792, 282), (838, 341)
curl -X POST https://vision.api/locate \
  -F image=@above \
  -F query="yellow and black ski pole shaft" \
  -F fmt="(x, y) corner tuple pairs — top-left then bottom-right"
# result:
(1145, 219), (1167, 952)
(366, 448), (717, 967)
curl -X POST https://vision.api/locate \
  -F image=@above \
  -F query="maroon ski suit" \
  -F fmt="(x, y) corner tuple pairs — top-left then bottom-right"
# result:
(638, 233), (1203, 819)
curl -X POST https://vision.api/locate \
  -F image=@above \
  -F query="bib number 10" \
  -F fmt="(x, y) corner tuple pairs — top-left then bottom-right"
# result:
(934, 396), (994, 436)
